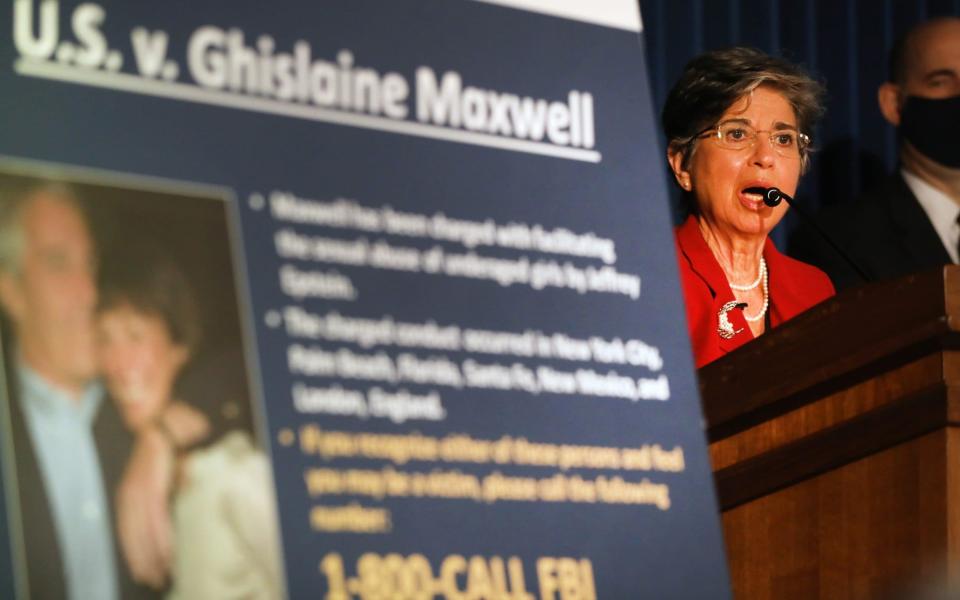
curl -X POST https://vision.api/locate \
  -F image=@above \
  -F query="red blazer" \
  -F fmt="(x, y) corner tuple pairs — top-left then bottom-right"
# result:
(675, 216), (835, 368)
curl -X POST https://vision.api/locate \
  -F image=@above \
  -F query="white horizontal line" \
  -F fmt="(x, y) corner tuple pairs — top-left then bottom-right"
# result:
(14, 59), (602, 164)
(472, 0), (642, 32)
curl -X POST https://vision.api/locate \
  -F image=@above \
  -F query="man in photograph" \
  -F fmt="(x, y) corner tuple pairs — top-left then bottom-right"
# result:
(0, 180), (162, 599)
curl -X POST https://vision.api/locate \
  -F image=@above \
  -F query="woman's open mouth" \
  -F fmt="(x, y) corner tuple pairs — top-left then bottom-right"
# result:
(738, 187), (766, 210)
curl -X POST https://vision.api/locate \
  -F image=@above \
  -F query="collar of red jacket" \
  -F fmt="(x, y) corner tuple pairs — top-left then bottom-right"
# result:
(675, 214), (799, 301)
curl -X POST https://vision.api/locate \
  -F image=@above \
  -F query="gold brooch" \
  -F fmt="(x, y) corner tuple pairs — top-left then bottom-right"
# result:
(718, 301), (747, 339)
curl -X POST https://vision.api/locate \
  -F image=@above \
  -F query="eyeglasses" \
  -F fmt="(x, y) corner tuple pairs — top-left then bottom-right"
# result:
(697, 121), (811, 158)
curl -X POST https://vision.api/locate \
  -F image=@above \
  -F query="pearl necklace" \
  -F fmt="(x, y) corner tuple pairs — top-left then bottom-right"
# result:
(727, 258), (766, 291)
(742, 262), (769, 322)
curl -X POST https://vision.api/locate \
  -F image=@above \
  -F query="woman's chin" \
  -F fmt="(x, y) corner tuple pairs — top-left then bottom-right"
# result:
(735, 209), (783, 237)
(705, 215), (771, 240)
(111, 395), (156, 432)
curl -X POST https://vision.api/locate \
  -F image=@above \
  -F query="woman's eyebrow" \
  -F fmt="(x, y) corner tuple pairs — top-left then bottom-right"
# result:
(720, 118), (797, 130)
(772, 121), (798, 130)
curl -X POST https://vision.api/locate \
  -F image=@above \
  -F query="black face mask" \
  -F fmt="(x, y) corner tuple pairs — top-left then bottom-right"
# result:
(899, 95), (960, 168)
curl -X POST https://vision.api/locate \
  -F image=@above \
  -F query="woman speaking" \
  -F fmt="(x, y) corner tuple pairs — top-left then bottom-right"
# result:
(663, 48), (835, 367)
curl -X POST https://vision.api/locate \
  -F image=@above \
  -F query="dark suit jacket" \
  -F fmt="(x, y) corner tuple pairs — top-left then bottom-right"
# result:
(4, 365), (162, 599)
(675, 216), (835, 368)
(788, 172), (952, 291)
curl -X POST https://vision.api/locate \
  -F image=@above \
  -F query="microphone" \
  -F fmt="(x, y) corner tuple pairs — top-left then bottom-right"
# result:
(743, 186), (790, 207)
(743, 186), (871, 283)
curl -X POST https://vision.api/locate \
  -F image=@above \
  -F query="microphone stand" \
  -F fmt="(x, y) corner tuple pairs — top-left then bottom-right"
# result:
(744, 186), (871, 283)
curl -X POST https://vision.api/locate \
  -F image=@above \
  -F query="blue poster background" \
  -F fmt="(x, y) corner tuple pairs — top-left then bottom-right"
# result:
(0, 1), (731, 597)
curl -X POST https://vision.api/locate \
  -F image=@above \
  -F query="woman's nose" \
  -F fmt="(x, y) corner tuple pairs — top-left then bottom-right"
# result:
(751, 136), (776, 168)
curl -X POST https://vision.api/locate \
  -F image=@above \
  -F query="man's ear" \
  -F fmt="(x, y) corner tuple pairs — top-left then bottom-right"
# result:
(0, 272), (25, 324)
(878, 82), (903, 126)
(667, 146), (692, 191)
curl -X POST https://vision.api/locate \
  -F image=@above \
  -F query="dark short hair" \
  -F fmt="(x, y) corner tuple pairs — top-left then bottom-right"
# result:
(662, 47), (825, 174)
(97, 245), (201, 353)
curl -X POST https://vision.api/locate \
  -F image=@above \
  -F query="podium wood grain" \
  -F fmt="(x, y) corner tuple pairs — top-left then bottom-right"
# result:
(699, 267), (960, 599)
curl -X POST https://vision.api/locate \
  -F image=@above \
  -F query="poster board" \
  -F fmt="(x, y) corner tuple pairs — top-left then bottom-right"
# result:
(0, 1), (731, 597)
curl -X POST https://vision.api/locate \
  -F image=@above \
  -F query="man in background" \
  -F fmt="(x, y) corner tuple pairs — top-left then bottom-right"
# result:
(790, 17), (960, 290)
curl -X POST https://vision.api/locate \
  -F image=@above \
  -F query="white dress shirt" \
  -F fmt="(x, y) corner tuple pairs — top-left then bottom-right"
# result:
(902, 168), (960, 264)
(18, 363), (119, 600)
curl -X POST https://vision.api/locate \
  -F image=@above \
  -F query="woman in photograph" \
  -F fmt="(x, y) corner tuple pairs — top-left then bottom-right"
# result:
(663, 47), (835, 367)
(96, 246), (281, 599)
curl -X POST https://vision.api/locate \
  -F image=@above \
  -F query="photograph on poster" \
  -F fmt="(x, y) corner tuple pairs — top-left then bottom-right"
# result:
(0, 163), (282, 599)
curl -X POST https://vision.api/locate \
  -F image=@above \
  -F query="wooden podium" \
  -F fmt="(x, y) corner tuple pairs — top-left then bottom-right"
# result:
(699, 266), (960, 599)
